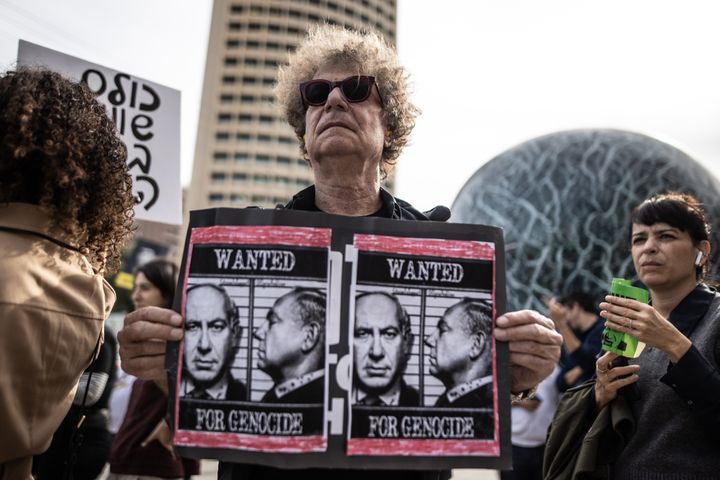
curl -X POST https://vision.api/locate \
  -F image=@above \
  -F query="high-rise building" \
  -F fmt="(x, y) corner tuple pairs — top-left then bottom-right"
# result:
(187, 0), (397, 211)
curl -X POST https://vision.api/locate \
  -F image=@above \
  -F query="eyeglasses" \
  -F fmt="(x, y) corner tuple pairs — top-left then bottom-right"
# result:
(299, 75), (381, 107)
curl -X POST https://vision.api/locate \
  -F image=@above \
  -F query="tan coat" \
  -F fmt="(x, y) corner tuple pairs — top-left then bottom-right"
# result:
(0, 203), (116, 480)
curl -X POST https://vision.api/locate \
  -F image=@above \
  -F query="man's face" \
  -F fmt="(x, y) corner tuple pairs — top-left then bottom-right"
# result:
(303, 64), (386, 179)
(253, 295), (305, 378)
(425, 305), (474, 382)
(353, 294), (409, 394)
(184, 287), (234, 385)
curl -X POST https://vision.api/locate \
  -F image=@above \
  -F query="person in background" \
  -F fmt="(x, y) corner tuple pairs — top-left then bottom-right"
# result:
(0, 66), (134, 479)
(109, 260), (200, 479)
(118, 25), (562, 480)
(546, 291), (604, 391)
(501, 367), (561, 480)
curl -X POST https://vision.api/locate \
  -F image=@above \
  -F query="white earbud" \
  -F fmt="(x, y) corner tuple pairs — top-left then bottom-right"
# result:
(695, 250), (704, 266)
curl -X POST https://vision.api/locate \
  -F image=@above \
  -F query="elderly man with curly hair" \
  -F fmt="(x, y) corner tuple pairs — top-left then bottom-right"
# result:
(0, 66), (134, 479)
(119, 25), (562, 480)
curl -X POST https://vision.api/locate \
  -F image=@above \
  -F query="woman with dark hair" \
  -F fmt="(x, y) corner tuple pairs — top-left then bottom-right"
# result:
(108, 259), (200, 479)
(545, 192), (720, 478)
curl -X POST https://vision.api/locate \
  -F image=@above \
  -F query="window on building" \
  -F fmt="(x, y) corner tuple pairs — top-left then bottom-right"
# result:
(242, 76), (257, 85)
(256, 154), (271, 162)
(259, 115), (274, 124)
(264, 59), (278, 68)
(278, 136), (295, 144)
(234, 153), (250, 162)
(240, 95), (255, 103)
(228, 22), (242, 31)
(209, 193), (224, 202)
(218, 113), (233, 123)
(224, 57), (238, 66)
(244, 58), (258, 66)
(254, 175), (271, 183)
(220, 94), (233, 103)
(257, 134), (271, 143)
(277, 156), (291, 164)
(226, 39), (240, 48)
(215, 132), (230, 141)
(230, 4), (244, 14)
(238, 114), (253, 122)
(232, 173), (248, 182)
(247, 40), (260, 48)
(230, 194), (247, 203)
(251, 195), (272, 204)
(222, 75), (236, 85)
(262, 77), (275, 86)
(287, 26), (301, 35)
(213, 152), (229, 162)
(236, 133), (251, 141)
(211, 172), (226, 182)
(248, 23), (262, 31)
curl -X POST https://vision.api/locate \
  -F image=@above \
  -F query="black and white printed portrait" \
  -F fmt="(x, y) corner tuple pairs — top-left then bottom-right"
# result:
(425, 299), (493, 408)
(352, 292), (419, 407)
(253, 288), (326, 404)
(181, 283), (247, 401)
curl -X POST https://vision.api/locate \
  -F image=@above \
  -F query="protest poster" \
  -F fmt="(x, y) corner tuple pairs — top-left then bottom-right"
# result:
(17, 40), (182, 225)
(166, 208), (510, 470)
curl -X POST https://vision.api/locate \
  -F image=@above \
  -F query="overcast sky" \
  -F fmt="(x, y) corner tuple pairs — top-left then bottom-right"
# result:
(2, 0), (719, 212)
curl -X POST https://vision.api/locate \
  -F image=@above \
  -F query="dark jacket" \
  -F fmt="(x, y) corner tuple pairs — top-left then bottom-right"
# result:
(543, 380), (635, 480)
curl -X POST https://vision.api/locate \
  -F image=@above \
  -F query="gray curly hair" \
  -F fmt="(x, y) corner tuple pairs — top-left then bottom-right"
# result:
(275, 24), (419, 178)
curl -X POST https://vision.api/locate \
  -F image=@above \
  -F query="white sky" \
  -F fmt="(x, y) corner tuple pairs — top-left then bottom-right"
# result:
(2, 0), (719, 212)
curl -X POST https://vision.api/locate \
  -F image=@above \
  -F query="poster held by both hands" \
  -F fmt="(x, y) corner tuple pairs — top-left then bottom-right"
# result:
(166, 208), (510, 469)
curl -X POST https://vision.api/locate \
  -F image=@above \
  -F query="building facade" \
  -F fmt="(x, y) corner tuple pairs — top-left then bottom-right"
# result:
(187, 0), (397, 211)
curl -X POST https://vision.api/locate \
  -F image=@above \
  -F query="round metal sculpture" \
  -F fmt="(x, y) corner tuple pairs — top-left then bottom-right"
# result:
(452, 129), (720, 312)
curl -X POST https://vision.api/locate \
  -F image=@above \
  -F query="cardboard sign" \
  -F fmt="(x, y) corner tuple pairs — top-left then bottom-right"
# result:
(17, 40), (182, 225)
(167, 208), (511, 470)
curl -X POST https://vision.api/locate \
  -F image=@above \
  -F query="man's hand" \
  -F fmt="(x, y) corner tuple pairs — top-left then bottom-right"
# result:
(495, 310), (562, 394)
(117, 306), (184, 392)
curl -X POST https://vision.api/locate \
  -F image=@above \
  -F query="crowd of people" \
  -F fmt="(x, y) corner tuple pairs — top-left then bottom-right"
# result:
(0, 21), (718, 480)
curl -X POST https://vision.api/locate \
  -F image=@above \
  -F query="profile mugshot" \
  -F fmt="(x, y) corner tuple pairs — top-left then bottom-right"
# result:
(425, 299), (493, 409)
(353, 292), (420, 407)
(182, 283), (247, 401)
(253, 288), (326, 404)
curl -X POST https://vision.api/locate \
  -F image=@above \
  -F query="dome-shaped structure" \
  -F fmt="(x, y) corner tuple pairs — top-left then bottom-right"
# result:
(452, 129), (720, 312)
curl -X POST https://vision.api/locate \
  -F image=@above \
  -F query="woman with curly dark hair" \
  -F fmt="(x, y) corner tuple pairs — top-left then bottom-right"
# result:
(0, 66), (134, 479)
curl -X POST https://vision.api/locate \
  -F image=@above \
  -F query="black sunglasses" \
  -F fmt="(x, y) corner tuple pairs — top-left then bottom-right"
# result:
(299, 75), (382, 107)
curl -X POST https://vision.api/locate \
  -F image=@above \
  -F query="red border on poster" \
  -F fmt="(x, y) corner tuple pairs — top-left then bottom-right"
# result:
(173, 225), (332, 453)
(348, 234), (499, 456)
